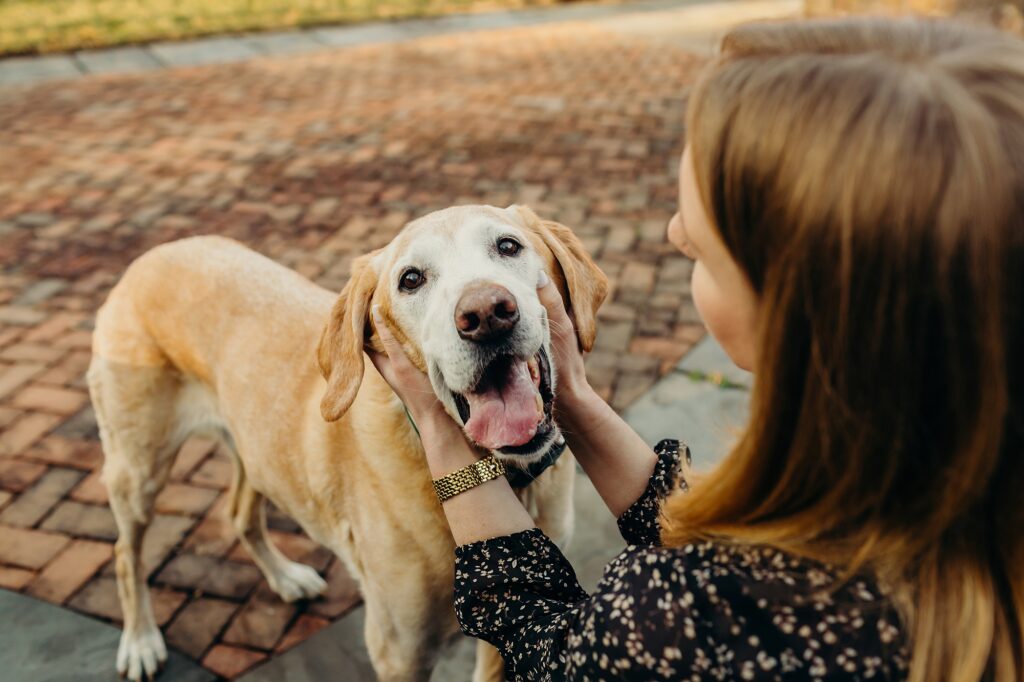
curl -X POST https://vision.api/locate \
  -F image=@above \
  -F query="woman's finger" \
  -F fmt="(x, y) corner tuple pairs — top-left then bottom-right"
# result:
(536, 270), (579, 350)
(371, 306), (400, 355)
(370, 305), (437, 398)
(372, 306), (418, 373)
(366, 349), (397, 387)
(536, 271), (572, 325)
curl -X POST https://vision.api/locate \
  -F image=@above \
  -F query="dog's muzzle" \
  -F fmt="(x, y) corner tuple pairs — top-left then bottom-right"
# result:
(451, 347), (556, 454)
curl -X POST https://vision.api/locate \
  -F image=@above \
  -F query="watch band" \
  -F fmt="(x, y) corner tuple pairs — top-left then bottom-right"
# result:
(432, 456), (507, 503)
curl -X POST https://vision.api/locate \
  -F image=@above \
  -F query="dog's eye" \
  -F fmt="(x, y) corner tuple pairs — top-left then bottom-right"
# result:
(399, 269), (425, 292)
(497, 237), (522, 257)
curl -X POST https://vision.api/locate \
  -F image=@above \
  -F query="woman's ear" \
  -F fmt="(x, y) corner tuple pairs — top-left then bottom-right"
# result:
(514, 205), (609, 352)
(317, 251), (381, 421)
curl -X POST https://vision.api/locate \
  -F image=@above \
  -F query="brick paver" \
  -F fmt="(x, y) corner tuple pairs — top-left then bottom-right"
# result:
(0, 14), (706, 679)
(0, 526), (71, 569)
(26, 538), (113, 602)
(165, 597), (242, 659)
(0, 564), (35, 589)
(202, 644), (268, 678)
(0, 467), (84, 527)
(222, 585), (299, 650)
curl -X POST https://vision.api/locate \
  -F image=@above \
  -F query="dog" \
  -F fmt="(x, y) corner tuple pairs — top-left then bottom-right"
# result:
(87, 204), (609, 682)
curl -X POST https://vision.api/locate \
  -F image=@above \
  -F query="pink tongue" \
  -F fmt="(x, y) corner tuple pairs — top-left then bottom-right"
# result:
(464, 358), (541, 449)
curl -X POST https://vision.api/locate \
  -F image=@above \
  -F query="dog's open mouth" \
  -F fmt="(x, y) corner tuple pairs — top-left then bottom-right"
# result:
(451, 348), (554, 453)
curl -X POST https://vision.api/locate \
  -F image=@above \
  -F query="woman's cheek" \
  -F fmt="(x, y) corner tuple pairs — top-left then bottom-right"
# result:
(691, 264), (750, 368)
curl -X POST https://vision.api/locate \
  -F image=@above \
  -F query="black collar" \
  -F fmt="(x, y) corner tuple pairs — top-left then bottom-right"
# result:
(505, 435), (568, 489)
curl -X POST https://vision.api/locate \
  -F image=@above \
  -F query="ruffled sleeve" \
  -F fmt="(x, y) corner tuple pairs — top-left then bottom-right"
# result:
(615, 439), (689, 547)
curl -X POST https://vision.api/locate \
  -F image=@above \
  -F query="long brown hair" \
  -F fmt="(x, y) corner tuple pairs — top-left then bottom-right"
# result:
(660, 17), (1024, 681)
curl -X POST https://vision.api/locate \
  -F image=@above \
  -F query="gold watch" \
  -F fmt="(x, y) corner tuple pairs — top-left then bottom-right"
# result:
(432, 457), (507, 503)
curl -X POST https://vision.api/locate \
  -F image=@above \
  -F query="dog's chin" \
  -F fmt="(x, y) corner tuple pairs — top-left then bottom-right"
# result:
(490, 425), (560, 465)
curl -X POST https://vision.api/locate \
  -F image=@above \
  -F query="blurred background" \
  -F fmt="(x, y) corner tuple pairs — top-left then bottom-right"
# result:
(0, 0), (1019, 680)
(1, 0), (1019, 56)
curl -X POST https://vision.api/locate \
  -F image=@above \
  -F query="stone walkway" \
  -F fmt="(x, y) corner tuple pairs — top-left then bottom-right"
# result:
(0, 0), (793, 678)
(0, 0), (682, 86)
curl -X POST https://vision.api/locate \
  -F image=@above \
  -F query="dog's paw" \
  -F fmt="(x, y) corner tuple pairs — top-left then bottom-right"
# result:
(116, 626), (167, 681)
(268, 561), (328, 602)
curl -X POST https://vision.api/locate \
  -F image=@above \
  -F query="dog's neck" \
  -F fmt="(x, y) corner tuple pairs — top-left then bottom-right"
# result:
(401, 405), (567, 489)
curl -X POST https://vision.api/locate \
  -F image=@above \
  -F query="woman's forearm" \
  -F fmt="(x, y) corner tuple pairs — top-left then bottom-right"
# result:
(556, 386), (659, 518)
(419, 416), (536, 546)
(418, 384), (657, 540)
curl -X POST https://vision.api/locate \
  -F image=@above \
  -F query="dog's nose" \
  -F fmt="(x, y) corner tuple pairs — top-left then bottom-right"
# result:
(455, 284), (520, 342)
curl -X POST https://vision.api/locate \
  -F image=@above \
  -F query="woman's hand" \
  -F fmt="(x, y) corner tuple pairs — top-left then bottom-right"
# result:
(536, 271), (659, 517)
(367, 306), (453, 435)
(536, 271), (599, 415)
(368, 310), (533, 543)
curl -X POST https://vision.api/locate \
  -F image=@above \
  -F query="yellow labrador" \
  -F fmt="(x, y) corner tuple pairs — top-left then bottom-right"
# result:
(87, 205), (608, 682)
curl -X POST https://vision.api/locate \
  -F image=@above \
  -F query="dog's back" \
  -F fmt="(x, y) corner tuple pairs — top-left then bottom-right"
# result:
(90, 233), (341, 528)
(94, 235), (333, 383)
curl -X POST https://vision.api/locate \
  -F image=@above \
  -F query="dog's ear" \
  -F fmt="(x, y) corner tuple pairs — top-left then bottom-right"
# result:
(514, 205), (609, 352)
(317, 251), (380, 422)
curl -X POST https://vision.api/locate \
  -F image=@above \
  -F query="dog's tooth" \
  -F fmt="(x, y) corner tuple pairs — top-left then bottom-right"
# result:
(535, 391), (543, 416)
(528, 356), (544, 382)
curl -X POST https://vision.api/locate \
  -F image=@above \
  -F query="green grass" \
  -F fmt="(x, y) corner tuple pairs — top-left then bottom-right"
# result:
(0, 0), (568, 56)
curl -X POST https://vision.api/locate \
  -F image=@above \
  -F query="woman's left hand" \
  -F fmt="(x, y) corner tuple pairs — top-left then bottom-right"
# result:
(367, 306), (454, 434)
(368, 306), (490, 484)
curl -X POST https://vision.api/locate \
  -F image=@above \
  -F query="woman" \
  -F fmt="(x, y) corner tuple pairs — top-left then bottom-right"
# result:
(371, 16), (1024, 681)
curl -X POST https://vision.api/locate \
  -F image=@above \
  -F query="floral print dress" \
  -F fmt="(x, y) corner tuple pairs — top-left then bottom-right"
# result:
(453, 440), (910, 681)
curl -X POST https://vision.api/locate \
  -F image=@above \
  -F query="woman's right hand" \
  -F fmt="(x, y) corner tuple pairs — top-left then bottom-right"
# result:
(536, 270), (598, 416)
(536, 270), (659, 517)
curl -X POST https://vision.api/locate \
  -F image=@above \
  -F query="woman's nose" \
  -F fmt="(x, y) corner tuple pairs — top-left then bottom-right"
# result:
(666, 212), (684, 249)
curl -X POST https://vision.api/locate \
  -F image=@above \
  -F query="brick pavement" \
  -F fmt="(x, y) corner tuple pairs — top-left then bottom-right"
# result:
(0, 18), (706, 679)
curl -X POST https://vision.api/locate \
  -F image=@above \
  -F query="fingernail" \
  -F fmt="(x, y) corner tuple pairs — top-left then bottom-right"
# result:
(537, 270), (550, 288)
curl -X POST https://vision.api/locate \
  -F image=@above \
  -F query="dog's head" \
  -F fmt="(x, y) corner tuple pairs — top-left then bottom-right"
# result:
(317, 205), (608, 463)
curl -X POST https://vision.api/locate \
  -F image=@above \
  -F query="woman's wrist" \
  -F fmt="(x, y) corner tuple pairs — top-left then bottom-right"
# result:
(418, 412), (481, 477)
(555, 381), (605, 429)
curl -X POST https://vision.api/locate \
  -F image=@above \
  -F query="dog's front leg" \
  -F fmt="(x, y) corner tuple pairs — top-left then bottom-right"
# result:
(358, 556), (458, 681)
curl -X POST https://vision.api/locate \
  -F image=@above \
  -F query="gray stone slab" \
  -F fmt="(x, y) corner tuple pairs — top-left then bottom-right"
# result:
(431, 635), (479, 682)
(676, 334), (753, 387)
(148, 37), (261, 67)
(0, 589), (212, 682)
(75, 46), (162, 74)
(624, 338), (751, 469)
(567, 469), (624, 592)
(0, 55), (80, 86)
(308, 22), (411, 47)
(423, 10), (525, 33)
(243, 31), (326, 55)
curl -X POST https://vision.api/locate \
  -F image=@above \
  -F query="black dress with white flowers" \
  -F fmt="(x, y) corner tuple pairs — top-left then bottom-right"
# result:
(453, 440), (909, 681)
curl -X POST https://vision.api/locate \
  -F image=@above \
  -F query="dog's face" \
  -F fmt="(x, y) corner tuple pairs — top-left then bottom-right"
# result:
(317, 205), (608, 464)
